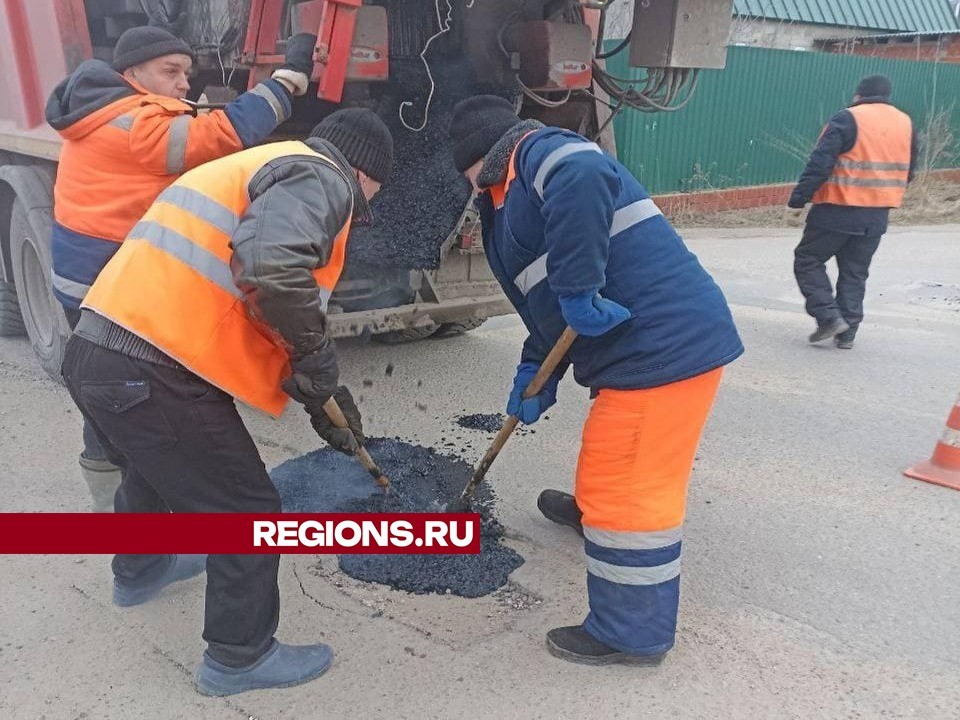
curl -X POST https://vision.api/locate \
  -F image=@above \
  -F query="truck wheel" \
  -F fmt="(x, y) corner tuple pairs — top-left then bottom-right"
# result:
(372, 324), (440, 344)
(9, 200), (70, 383)
(0, 281), (26, 336)
(433, 318), (487, 338)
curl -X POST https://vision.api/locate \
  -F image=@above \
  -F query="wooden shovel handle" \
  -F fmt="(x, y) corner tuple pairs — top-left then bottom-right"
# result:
(456, 327), (578, 504)
(322, 396), (390, 490)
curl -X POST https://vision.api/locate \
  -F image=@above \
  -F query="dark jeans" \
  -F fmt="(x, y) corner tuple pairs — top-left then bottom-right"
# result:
(793, 224), (882, 338)
(61, 335), (282, 668)
(64, 307), (108, 462)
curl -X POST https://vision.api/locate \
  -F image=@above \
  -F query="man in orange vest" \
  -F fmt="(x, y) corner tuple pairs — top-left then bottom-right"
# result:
(46, 25), (318, 511)
(59, 109), (393, 696)
(788, 75), (917, 349)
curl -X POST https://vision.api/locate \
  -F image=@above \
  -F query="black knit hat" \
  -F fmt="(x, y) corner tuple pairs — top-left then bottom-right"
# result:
(311, 109), (394, 183)
(449, 96), (522, 172)
(856, 74), (893, 99)
(113, 26), (194, 72)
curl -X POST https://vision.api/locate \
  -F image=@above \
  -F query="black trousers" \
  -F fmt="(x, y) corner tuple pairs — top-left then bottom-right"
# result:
(64, 307), (109, 462)
(61, 335), (281, 668)
(793, 224), (882, 338)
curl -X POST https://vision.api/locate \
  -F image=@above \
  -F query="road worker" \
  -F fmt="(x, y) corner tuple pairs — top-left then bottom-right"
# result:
(59, 109), (394, 696)
(449, 96), (743, 666)
(45, 25), (318, 511)
(788, 74), (918, 349)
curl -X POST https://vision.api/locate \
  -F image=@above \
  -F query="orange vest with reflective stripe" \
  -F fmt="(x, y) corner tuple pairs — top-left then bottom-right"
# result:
(82, 140), (352, 417)
(812, 103), (912, 208)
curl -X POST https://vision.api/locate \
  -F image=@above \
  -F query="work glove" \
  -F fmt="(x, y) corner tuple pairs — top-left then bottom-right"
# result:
(272, 33), (317, 96)
(787, 194), (806, 210)
(307, 386), (364, 456)
(506, 362), (560, 425)
(281, 342), (339, 407)
(558, 291), (631, 337)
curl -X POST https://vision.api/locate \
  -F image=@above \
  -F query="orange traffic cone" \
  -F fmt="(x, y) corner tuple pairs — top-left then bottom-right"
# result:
(904, 394), (960, 491)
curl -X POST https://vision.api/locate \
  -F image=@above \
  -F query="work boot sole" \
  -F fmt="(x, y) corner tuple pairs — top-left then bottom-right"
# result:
(546, 637), (665, 667)
(537, 494), (584, 536)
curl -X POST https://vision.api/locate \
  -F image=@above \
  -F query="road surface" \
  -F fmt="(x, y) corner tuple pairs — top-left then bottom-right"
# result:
(1, 225), (958, 719)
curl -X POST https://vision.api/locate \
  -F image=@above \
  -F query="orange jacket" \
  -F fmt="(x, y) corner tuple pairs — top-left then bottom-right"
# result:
(812, 103), (913, 209)
(46, 59), (292, 309)
(83, 140), (359, 416)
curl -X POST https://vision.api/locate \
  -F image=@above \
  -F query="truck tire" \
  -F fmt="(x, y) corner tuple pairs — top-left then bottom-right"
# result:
(433, 318), (487, 338)
(9, 200), (70, 382)
(0, 281), (26, 337)
(372, 324), (440, 344)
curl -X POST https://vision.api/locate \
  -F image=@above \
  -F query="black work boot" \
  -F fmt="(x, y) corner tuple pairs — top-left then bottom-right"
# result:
(546, 625), (666, 666)
(835, 329), (856, 350)
(808, 317), (850, 344)
(537, 490), (583, 536)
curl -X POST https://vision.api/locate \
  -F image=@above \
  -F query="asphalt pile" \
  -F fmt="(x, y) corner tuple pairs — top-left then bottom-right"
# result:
(271, 438), (523, 597)
(345, 58), (499, 272)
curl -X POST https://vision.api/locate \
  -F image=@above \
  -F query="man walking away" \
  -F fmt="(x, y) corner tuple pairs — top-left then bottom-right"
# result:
(788, 75), (917, 349)
(60, 110), (393, 696)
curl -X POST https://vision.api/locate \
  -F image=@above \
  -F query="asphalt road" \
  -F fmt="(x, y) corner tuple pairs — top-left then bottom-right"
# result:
(1, 225), (958, 719)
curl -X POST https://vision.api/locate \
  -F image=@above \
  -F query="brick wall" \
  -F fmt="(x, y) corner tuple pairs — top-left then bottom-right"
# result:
(825, 35), (960, 64)
(651, 169), (960, 214)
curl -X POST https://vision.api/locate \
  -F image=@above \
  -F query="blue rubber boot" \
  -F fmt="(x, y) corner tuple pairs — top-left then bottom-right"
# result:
(113, 554), (207, 607)
(195, 640), (334, 697)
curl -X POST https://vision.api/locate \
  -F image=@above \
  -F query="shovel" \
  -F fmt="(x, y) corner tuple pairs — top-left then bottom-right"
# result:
(322, 396), (391, 492)
(448, 327), (578, 512)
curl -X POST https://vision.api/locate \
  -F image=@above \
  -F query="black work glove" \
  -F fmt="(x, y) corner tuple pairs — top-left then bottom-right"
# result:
(281, 33), (318, 75)
(307, 386), (364, 456)
(281, 342), (339, 407)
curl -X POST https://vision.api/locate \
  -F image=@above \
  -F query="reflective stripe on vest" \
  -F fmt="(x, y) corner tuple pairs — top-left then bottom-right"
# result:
(584, 523), (683, 586)
(513, 197), (663, 297)
(813, 103), (912, 208)
(83, 140), (352, 417)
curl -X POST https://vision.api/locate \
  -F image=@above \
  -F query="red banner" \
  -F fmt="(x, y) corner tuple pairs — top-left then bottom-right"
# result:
(0, 513), (481, 554)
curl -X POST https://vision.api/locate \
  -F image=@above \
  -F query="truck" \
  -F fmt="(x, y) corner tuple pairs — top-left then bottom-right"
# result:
(0, 0), (733, 381)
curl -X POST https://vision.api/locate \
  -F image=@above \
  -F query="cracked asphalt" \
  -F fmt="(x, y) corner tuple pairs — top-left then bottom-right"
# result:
(1, 226), (959, 719)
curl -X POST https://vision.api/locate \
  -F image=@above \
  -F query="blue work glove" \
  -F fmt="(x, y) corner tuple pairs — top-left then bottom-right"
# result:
(506, 362), (559, 425)
(558, 291), (631, 337)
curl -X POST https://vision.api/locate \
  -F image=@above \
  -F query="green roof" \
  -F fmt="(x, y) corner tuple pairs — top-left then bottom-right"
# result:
(732, 0), (960, 33)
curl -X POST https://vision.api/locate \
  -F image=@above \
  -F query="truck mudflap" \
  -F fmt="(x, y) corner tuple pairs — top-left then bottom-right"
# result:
(326, 292), (513, 339)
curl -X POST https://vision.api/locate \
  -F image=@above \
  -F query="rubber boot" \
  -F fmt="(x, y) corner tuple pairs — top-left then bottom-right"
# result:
(546, 625), (666, 667)
(78, 455), (121, 513)
(195, 640), (334, 697)
(537, 490), (583, 536)
(113, 554), (207, 607)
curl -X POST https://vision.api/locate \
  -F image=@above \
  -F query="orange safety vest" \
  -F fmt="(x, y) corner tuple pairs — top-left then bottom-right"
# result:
(83, 140), (352, 417)
(812, 103), (912, 209)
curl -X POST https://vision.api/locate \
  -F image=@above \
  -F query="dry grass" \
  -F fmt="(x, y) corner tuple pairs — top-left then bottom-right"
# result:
(671, 177), (960, 229)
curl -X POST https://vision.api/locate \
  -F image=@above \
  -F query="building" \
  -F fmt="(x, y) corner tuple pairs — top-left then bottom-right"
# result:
(730, 0), (960, 50)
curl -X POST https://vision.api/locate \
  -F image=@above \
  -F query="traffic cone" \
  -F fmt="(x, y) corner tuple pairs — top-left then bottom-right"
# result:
(904, 394), (960, 491)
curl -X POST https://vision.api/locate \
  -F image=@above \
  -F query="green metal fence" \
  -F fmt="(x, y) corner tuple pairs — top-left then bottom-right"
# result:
(608, 46), (960, 194)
